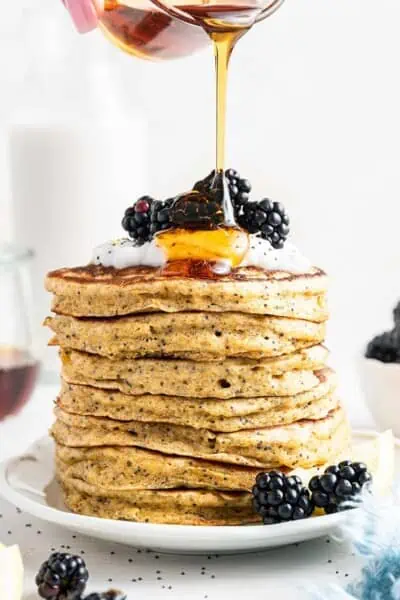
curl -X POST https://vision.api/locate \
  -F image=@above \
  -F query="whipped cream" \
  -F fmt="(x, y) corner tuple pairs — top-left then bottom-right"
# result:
(241, 237), (312, 274)
(91, 235), (311, 273)
(92, 238), (166, 269)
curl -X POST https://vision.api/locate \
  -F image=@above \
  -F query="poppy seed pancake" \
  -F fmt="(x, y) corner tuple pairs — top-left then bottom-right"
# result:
(45, 264), (328, 322)
(52, 405), (350, 469)
(57, 368), (337, 432)
(45, 311), (326, 361)
(60, 345), (328, 399)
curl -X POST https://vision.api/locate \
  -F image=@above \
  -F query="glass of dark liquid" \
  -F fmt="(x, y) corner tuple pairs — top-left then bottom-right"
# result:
(0, 245), (39, 421)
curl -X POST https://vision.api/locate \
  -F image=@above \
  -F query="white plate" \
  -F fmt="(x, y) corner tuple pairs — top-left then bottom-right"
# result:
(0, 432), (396, 555)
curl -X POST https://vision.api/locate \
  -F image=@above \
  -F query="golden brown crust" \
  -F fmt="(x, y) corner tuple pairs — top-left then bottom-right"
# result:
(45, 312), (326, 361)
(59, 480), (259, 525)
(45, 264), (328, 321)
(60, 346), (329, 399)
(52, 405), (350, 469)
(57, 369), (338, 432)
(56, 444), (260, 492)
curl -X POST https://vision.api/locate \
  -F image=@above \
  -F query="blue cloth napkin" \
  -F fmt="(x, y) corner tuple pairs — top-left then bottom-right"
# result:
(309, 489), (400, 600)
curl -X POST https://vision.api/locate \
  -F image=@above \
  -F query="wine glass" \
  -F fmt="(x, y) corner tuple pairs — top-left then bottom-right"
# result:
(0, 244), (39, 421)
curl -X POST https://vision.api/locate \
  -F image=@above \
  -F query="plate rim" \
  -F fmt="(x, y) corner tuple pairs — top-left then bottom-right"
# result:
(0, 430), (394, 542)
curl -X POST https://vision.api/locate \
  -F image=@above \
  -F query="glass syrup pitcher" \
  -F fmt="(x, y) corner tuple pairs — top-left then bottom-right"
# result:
(62, 0), (285, 61)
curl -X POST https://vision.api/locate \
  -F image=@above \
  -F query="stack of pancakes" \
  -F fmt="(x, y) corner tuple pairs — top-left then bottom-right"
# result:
(45, 263), (350, 525)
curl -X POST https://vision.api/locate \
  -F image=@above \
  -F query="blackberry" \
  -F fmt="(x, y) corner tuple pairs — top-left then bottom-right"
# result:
(252, 471), (314, 524)
(239, 199), (290, 249)
(150, 198), (174, 235)
(365, 330), (400, 363)
(84, 591), (127, 600)
(122, 196), (153, 245)
(35, 552), (89, 600)
(225, 168), (252, 210)
(193, 169), (251, 213)
(193, 170), (216, 195)
(309, 460), (372, 514)
(169, 190), (224, 229)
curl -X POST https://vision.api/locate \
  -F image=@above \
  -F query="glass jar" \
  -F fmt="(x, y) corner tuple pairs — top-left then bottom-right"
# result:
(0, 244), (39, 421)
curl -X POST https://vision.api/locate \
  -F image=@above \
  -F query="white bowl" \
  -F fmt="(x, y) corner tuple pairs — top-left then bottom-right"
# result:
(360, 357), (400, 436)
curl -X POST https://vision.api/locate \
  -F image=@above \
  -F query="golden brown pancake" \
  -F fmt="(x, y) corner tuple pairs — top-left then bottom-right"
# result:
(58, 369), (337, 432)
(60, 345), (328, 399)
(44, 255), (351, 527)
(45, 312), (326, 361)
(45, 264), (328, 322)
(55, 444), (261, 491)
(52, 405), (350, 469)
(59, 479), (259, 525)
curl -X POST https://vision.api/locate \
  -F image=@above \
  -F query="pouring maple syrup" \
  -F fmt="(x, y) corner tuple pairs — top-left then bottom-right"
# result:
(92, 0), (285, 269)
(156, 4), (261, 268)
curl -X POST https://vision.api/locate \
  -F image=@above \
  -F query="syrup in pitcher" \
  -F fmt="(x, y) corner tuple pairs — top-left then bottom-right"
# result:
(100, 0), (208, 59)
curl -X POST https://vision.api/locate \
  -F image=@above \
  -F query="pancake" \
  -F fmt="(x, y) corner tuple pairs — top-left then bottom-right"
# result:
(60, 345), (328, 399)
(45, 312), (326, 361)
(58, 369), (338, 432)
(52, 405), (350, 469)
(45, 264), (328, 322)
(59, 479), (258, 525)
(55, 444), (261, 491)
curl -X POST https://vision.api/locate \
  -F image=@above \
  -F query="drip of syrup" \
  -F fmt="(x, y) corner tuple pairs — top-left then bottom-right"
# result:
(177, 4), (259, 172)
(161, 259), (228, 279)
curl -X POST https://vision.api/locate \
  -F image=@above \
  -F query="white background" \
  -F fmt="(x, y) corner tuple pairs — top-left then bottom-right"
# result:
(1, 0), (400, 419)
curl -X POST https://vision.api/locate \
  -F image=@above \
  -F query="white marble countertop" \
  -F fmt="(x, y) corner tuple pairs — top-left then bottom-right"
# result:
(0, 382), (373, 600)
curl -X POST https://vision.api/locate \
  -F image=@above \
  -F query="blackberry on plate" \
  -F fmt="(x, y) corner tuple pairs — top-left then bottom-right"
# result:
(239, 199), (290, 249)
(252, 470), (314, 524)
(84, 591), (127, 600)
(365, 330), (400, 363)
(309, 460), (372, 514)
(35, 552), (89, 600)
(122, 196), (153, 245)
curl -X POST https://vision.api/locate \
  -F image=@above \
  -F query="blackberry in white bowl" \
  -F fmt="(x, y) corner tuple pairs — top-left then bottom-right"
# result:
(362, 304), (400, 436)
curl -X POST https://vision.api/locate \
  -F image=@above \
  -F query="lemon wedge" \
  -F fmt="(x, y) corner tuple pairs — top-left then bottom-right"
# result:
(0, 544), (24, 600)
(291, 430), (395, 496)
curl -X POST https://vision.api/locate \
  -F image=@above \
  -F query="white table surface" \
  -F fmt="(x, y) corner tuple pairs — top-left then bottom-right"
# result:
(0, 382), (373, 600)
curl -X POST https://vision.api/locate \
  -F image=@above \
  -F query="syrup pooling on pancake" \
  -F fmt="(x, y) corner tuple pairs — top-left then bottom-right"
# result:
(156, 227), (249, 268)
(112, 170), (301, 273)
(92, 235), (311, 273)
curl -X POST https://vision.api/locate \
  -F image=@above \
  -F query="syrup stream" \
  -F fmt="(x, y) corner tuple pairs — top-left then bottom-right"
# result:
(211, 29), (247, 172)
